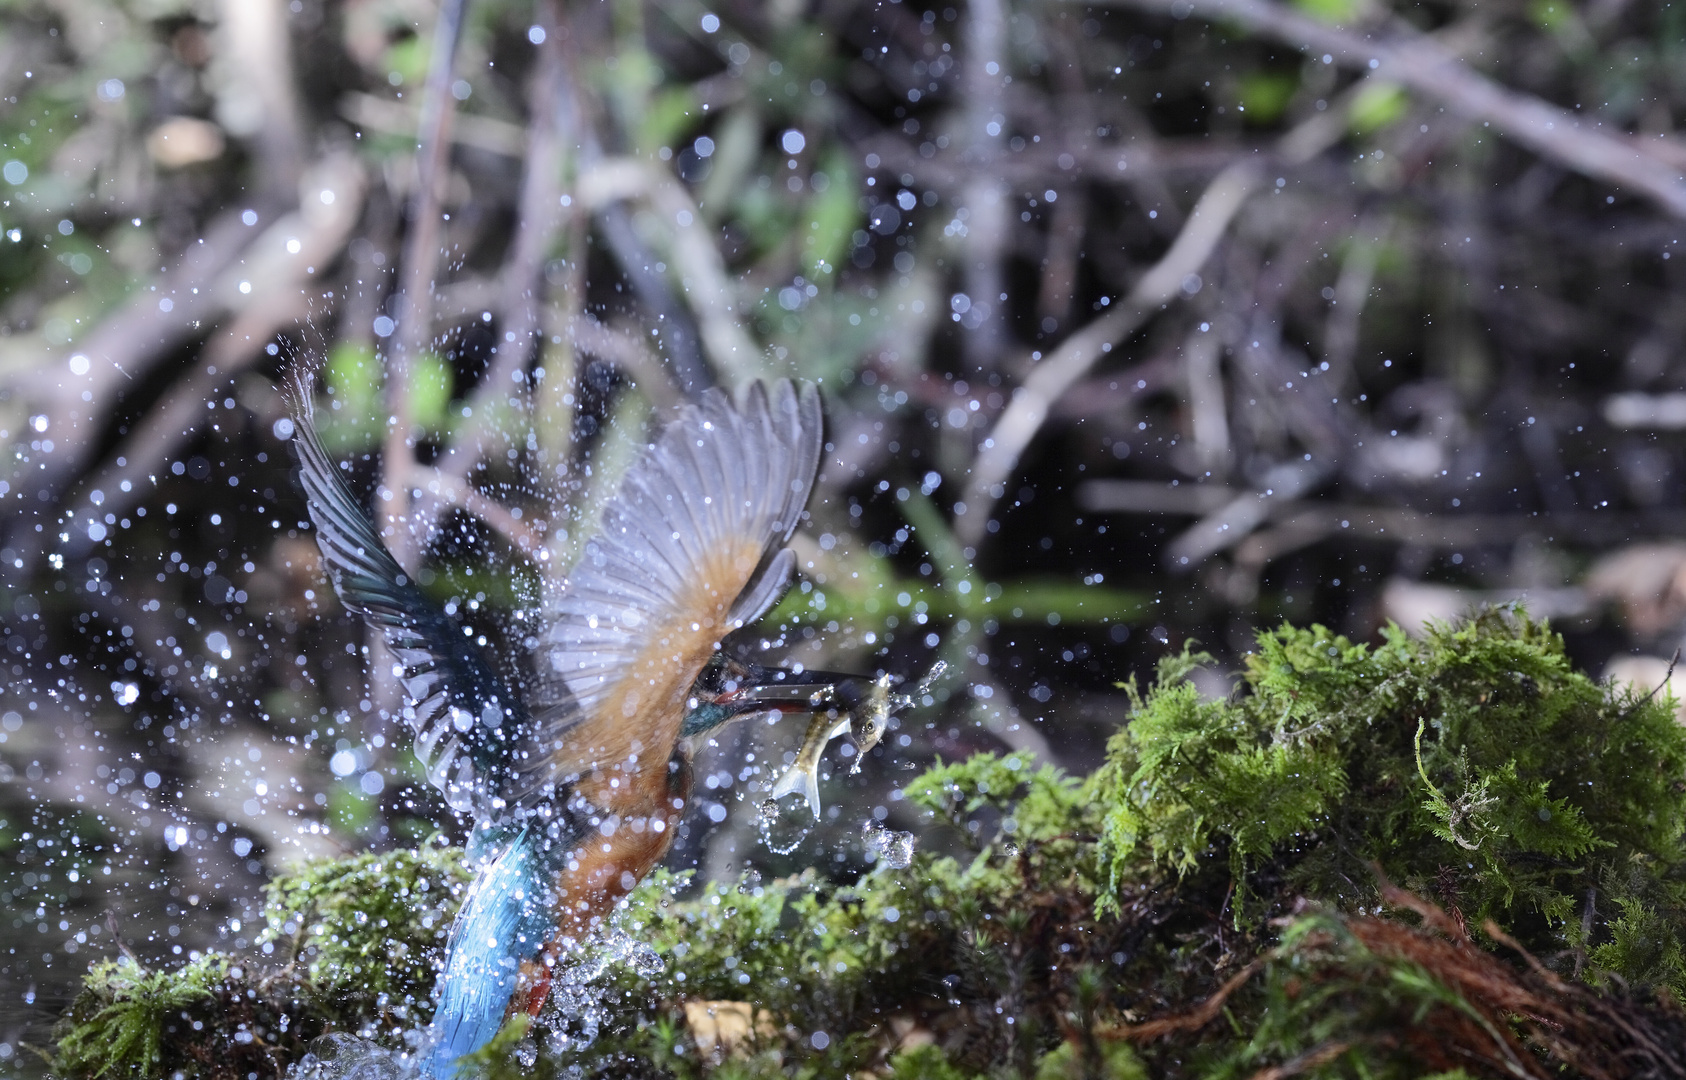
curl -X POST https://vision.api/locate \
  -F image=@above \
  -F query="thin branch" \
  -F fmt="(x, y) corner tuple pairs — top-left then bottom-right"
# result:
(5, 209), (261, 535)
(859, 130), (1245, 198)
(594, 204), (715, 395)
(1077, 479), (1238, 515)
(60, 291), (316, 558)
(1183, 325), (1230, 471)
(1321, 218), (1386, 395)
(955, 160), (1262, 547)
(58, 155), (368, 554)
(559, 313), (684, 413)
(339, 92), (527, 159)
(380, 0), (469, 569)
(1084, 0), (1686, 218)
(427, 24), (572, 513)
(956, 82), (1359, 549)
(959, 0), (1009, 379)
(1166, 461), (1330, 567)
(407, 464), (548, 558)
(1036, 23), (1092, 328)
(1195, 502), (1686, 568)
(216, 0), (305, 199)
(577, 157), (759, 389)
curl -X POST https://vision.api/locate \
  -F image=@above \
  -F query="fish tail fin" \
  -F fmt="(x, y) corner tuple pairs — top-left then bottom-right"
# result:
(769, 761), (822, 818)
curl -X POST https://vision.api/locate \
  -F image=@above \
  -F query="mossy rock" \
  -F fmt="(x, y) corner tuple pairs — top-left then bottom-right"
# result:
(51, 843), (471, 1080)
(51, 614), (1686, 1080)
(1094, 611), (1686, 993)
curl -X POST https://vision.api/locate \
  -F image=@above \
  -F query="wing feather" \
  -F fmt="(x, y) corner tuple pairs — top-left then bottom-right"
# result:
(290, 390), (545, 818)
(534, 381), (822, 787)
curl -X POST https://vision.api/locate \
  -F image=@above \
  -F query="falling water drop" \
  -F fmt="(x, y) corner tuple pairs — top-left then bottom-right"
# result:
(287, 1033), (411, 1080)
(862, 821), (915, 869)
(757, 792), (816, 854)
(627, 940), (666, 978)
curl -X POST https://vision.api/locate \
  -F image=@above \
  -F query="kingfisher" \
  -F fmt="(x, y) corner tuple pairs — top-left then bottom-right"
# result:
(291, 379), (911, 1076)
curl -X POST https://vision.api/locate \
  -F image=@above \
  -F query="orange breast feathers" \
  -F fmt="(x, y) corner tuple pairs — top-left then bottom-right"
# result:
(515, 758), (692, 1013)
(550, 783), (687, 940)
(564, 535), (766, 814)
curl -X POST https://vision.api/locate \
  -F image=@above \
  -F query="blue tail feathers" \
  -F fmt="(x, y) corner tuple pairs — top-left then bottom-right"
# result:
(424, 829), (557, 1078)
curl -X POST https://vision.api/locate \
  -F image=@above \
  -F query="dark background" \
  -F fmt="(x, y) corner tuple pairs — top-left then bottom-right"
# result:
(3, 0), (1686, 1065)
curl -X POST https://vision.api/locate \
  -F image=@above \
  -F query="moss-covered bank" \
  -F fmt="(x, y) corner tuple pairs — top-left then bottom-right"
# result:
(48, 614), (1686, 1078)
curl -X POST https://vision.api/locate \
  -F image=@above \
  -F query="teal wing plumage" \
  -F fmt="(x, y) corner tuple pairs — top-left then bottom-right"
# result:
(426, 827), (567, 1077)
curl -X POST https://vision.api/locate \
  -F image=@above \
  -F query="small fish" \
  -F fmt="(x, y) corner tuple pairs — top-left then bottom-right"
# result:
(843, 672), (897, 763)
(768, 707), (850, 816)
(767, 660), (948, 816)
(857, 659), (946, 768)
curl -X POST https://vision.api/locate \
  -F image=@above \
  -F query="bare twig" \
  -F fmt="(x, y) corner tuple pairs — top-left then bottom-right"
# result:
(577, 157), (757, 389)
(60, 292), (316, 558)
(1097, 957), (1268, 1041)
(58, 155), (367, 553)
(955, 70), (1358, 550)
(1183, 325), (1230, 471)
(1078, 479), (1237, 516)
(956, 160), (1262, 547)
(406, 464), (547, 557)
(1321, 219), (1386, 394)
(427, 24), (572, 516)
(559, 313), (683, 412)
(1167, 461), (1331, 567)
(380, 0), (469, 568)
(1036, 25), (1092, 328)
(215, 0), (304, 198)
(339, 92), (526, 159)
(1084, 0), (1686, 218)
(1179, 501), (1686, 569)
(1246, 1041), (1357, 1080)
(959, 0), (1009, 379)
(861, 130), (1252, 195)
(4, 210), (259, 520)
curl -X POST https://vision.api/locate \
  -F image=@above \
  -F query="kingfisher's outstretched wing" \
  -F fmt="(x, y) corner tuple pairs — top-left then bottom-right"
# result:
(527, 380), (823, 791)
(291, 395), (539, 819)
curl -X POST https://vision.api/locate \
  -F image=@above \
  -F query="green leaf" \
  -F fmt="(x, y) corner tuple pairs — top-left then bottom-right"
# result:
(801, 152), (858, 279)
(1292, 0), (1357, 22)
(1349, 83), (1408, 134)
(1237, 72), (1298, 124)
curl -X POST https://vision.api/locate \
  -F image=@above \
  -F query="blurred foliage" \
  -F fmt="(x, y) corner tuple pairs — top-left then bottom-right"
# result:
(51, 614), (1686, 1079)
(318, 343), (454, 453)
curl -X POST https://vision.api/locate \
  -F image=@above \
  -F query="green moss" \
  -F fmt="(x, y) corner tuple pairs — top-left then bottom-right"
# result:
(258, 840), (471, 1027)
(52, 614), (1686, 1080)
(52, 843), (471, 1080)
(1094, 611), (1686, 990)
(55, 955), (227, 1080)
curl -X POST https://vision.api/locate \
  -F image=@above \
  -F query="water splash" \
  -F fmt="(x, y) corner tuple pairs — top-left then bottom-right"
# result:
(535, 925), (666, 1058)
(625, 939), (667, 978)
(863, 821), (915, 868)
(288, 1034), (413, 1080)
(757, 790), (817, 854)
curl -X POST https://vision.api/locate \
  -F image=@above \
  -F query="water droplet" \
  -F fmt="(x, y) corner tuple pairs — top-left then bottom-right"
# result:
(287, 1033), (408, 1080)
(863, 821), (915, 868)
(627, 941), (666, 977)
(757, 792), (815, 854)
